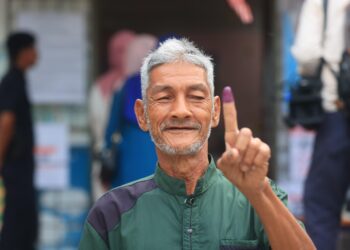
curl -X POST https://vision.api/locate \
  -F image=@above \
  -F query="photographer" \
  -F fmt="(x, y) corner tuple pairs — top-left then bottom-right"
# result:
(292, 0), (350, 249)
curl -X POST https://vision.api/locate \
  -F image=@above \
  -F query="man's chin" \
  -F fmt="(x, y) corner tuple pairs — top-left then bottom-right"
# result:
(156, 142), (204, 156)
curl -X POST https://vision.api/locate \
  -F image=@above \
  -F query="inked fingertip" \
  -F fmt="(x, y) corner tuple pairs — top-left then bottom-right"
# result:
(222, 86), (234, 103)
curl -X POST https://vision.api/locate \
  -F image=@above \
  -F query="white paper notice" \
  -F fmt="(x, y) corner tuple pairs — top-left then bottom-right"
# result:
(34, 123), (69, 189)
(15, 11), (87, 104)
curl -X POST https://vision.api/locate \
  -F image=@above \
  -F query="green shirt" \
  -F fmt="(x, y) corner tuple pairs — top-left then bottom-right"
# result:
(79, 156), (287, 250)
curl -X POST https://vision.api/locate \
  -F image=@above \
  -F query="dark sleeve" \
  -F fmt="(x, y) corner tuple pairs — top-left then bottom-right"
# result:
(104, 88), (124, 149)
(0, 76), (20, 113)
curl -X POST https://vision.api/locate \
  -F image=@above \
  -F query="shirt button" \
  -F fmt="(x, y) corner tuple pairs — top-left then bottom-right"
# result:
(187, 228), (193, 234)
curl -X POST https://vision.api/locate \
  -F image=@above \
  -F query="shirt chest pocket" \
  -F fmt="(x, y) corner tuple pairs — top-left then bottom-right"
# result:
(219, 239), (259, 250)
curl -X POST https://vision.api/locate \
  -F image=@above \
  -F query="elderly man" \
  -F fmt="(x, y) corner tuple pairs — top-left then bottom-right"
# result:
(80, 38), (315, 250)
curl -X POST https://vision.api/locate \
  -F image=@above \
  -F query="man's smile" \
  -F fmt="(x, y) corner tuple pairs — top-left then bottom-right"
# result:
(161, 122), (201, 134)
(164, 126), (199, 131)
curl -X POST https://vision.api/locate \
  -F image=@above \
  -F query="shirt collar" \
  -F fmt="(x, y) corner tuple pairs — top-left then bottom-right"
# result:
(154, 155), (218, 197)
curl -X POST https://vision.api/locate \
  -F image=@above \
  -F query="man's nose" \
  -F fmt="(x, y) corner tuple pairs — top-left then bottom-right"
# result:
(170, 96), (192, 119)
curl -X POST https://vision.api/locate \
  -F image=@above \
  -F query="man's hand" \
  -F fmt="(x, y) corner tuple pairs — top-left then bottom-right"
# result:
(217, 87), (316, 249)
(0, 112), (15, 175)
(227, 0), (254, 24)
(217, 86), (270, 199)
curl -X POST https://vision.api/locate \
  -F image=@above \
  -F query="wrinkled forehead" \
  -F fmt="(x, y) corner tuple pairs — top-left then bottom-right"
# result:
(148, 62), (209, 85)
(144, 62), (214, 103)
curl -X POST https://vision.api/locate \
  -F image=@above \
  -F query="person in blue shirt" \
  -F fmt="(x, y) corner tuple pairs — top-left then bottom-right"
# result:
(102, 34), (158, 188)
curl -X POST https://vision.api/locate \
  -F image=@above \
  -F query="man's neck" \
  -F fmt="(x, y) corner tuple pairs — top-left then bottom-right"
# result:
(12, 59), (27, 72)
(156, 146), (210, 195)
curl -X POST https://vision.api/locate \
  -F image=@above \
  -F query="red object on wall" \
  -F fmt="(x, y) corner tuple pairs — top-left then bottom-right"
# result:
(227, 0), (254, 24)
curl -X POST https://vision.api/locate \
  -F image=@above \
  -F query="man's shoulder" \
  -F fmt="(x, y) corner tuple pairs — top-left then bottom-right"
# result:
(86, 175), (158, 240)
(0, 70), (22, 90)
(0, 72), (11, 88)
(88, 175), (158, 222)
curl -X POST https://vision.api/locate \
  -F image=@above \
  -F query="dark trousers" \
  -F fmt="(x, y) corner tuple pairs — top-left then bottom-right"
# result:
(0, 162), (38, 250)
(304, 112), (350, 250)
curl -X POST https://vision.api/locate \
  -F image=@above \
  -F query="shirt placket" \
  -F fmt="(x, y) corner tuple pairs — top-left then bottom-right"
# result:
(183, 195), (196, 250)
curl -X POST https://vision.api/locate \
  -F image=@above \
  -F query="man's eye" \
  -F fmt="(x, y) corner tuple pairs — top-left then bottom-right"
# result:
(189, 95), (205, 100)
(157, 96), (171, 101)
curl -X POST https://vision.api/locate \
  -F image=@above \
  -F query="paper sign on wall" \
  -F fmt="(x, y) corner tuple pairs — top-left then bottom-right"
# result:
(34, 123), (69, 189)
(15, 11), (87, 104)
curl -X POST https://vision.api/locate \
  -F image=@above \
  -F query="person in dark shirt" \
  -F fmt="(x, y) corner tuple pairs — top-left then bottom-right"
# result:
(0, 32), (38, 250)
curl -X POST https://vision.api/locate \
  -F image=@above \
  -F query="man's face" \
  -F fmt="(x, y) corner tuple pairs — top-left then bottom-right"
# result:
(109, 43), (125, 70)
(136, 62), (220, 156)
(22, 46), (38, 68)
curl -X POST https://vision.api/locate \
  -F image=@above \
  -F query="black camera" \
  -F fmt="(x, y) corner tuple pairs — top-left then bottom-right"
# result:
(285, 60), (325, 130)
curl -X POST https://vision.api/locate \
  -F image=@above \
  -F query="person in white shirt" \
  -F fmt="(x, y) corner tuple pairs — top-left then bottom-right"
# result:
(292, 1), (350, 249)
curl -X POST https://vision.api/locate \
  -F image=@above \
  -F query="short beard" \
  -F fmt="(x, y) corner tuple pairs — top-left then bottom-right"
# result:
(145, 107), (212, 156)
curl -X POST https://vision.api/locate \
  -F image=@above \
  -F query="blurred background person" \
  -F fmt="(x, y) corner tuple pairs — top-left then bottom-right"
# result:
(103, 34), (158, 189)
(0, 31), (38, 250)
(292, 0), (350, 249)
(88, 30), (136, 200)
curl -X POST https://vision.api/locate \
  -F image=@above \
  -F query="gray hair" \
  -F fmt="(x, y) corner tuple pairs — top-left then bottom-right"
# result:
(140, 38), (214, 102)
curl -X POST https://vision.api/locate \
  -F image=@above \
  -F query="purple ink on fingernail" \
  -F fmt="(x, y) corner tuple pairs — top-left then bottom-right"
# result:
(222, 86), (234, 103)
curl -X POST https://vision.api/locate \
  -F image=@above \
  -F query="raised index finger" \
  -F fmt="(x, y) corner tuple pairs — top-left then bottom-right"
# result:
(222, 86), (238, 147)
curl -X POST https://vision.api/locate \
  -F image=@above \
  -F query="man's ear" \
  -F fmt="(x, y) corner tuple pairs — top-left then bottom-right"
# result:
(134, 99), (149, 131)
(211, 96), (221, 128)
